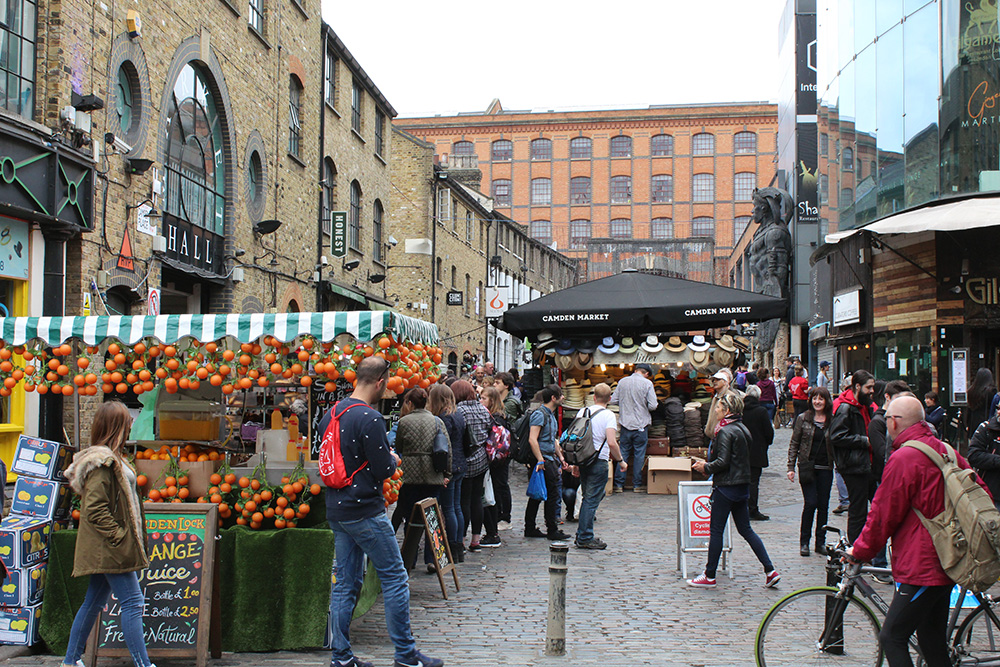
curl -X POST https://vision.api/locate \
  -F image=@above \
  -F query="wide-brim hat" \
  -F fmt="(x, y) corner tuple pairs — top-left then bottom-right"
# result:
(556, 354), (575, 370)
(665, 336), (686, 353)
(576, 339), (598, 354)
(734, 336), (751, 352)
(714, 348), (734, 367)
(640, 335), (664, 354)
(717, 334), (737, 352)
(554, 339), (576, 356)
(574, 353), (595, 370)
(688, 335), (711, 352)
(535, 331), (558, 350)
(691, 349), (710, 368)
(597, 336), (619, 354)
(618, 337), (639, 354)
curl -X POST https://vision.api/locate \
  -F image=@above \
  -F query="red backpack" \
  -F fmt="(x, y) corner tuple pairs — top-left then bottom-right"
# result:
(318, 402), (367, 488)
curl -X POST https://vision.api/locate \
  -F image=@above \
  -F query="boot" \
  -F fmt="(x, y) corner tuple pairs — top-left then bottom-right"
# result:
(450, 542), (465, 563)
(815, 537), (828, 556)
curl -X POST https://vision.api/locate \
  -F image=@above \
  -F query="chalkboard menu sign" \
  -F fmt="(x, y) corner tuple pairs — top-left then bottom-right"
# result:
(400, 498), (459, 599)
(310, 379), (355, 458)
(87, 504), (219, 667)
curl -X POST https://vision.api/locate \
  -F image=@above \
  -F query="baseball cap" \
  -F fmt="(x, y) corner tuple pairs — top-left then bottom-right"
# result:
(819, 360), (830, 367)
(711, 370), (730, 381)
(635, 363), (654, 375)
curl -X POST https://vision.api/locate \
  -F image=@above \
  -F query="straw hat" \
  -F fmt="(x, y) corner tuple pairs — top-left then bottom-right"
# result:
(535, 331), (558, 350)
(574, 352), (595, 370)
(734, 335), (751, 352)
(665, 336), (687, 353)
(619, 337), (639, 354)
(554, 339), (576, 356)
(714, 348), (734, 367)
(716, 334), (737, 352)
(688, 335), (711, 352)
(556, 354), (575, 371)
(691, 349), (710, 369)
(640, 335), (664, 354)
(597, 336), (619, 354)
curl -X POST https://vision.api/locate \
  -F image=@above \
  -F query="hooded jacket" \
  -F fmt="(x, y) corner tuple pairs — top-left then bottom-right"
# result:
(830, 389), (873, 475)
(741, 395), (774, 468)
(852, 421), (991, 585)
(64, 446), (149, 577)
(968, 415), (1000, 501)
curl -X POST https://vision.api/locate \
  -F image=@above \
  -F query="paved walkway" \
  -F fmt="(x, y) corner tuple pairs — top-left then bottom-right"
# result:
(4, 428), (856, 666)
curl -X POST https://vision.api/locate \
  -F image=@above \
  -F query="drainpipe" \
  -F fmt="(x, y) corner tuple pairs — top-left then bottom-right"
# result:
(40, 227), (73, 442)
(430, 175), (438, 324)
(315, 28), (328, 312)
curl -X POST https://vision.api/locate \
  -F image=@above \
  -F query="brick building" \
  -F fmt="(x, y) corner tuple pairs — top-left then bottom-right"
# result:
(395, 100), (778, 282)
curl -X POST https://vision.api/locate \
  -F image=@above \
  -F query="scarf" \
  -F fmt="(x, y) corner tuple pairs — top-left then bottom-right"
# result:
(713, 414), (739, 438)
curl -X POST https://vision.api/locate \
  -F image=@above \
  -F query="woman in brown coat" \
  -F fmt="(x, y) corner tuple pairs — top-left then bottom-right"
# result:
(62, 401), (154, 667)
(786, 386), (835, 557)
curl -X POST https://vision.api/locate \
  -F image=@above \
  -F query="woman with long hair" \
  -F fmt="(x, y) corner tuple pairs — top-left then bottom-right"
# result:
(428, 384), (466, 561)
(391, 388), (449, 533)
(786, 386), (835, 556)
(451, 379), (491, 553)
(968, 368), (997, 437)
(788, 364), (810, 420)
(63, 401), (155, 667)
(478, 387), (506, 548)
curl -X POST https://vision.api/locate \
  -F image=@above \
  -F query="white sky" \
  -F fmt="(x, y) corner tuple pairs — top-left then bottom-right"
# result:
(319, 0), (787, 118)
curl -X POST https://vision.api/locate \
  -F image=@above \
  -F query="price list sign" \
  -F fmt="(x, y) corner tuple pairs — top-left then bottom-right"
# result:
(87, 504), (218, 667)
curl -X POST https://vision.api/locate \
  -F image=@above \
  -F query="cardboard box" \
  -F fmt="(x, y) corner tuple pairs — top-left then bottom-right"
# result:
(0, 604), (42, 645)
(647, 457), (692, 495)
(0, 516), (51, 568)
(646, 438), (671, 457)
(135, 458), (223, 498)
(0, 562), (46, 607)
(9, 477), (70, 520)
(10, 435), (76, 482)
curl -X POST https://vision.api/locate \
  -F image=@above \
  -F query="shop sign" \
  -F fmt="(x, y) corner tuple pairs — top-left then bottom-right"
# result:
(330, 212), (348, 259)
(446, 290), (463, 306)
(0, 216), (29, 280)
(485, 286), (509, 318)
(966, 277), (1000, 305)
(951, 349), (969, 406)
(136, 203), (156, 236)
(833, 289), (861, 326)
(161, 215), (225, 275)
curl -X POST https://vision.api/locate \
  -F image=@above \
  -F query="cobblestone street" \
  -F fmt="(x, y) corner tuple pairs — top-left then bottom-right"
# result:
(5, 428), (855, 667)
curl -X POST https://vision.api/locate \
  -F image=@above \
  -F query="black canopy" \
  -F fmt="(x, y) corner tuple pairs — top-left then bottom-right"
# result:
(499, 271), (786, 338)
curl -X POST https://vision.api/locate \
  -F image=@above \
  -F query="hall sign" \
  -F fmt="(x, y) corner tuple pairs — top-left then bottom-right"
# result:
(966, 277), (1000, 305)
(162, 216), (225, 275)
(833, 288), (861, 326)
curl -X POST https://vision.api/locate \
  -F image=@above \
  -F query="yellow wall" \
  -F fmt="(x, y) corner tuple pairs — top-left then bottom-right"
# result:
(0, 278), (28, 481)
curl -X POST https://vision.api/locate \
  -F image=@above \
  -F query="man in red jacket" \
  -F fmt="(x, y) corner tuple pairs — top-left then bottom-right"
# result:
(848, 395), (991, 666)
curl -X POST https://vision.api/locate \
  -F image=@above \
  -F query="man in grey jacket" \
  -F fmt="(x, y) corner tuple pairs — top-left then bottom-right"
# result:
(610, 363), (658, 493)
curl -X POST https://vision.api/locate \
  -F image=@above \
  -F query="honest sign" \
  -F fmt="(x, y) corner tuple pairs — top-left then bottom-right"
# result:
(330, 211), (348, 258)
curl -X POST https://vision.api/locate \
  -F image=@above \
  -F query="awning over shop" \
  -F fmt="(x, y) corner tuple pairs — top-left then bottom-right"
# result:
(0, 310), (438, 346)
(824, 192), (1000, 244)
(498, 270), (787, 338)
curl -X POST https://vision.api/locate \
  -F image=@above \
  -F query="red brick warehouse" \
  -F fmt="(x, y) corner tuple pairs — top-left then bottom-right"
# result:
(396, 100), (777, 282)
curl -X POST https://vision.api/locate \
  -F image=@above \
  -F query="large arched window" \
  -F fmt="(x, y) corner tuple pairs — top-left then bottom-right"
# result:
(570, 137), (592, 159)
(610, 218), (632, 238)
(452, 140), (475, 156)
(692, 133), (715, 155)
(734, 132), (757, 154)
(651, 175), (673, 203)
(321, 158), (336, 237)
(492, 179), (511, 206)
(734, 172), (756, 201)
(531, 138), (552, 160)
(692, 173), (714, 202)
(651, 218), (673, 239)
(164, 63), (226, 236)
(373, 199), (384, 263)
(349, 180), (362, 251)
(651, 134), (674, 157)
(843, 147), (854, 170)
(610, 135), (632, 158)
(570, 177), (591, 205)
(610, 175), (631, 203)
(692, 217), (715, 236)
(531, 178), (551, 205)
(492, 139), (513, 161)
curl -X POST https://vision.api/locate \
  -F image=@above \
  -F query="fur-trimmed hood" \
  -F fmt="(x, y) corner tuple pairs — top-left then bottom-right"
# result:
(65, 445), (119, 494)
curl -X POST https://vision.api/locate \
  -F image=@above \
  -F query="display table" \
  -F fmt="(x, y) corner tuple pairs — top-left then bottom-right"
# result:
(40, 525), (380, 654)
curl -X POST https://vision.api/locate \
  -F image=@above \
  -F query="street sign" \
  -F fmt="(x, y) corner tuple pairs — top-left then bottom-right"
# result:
(82, 291), (91, 316)
(446, 290), (463, 306)
(147, 288), (161, 316)
(330, 211), (348, 258)
(677, 481), (732, 579)
(485, 286), (509, 318)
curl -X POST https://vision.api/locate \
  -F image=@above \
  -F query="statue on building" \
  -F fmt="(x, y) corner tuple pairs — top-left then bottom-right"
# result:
(748, 187), (794, 350)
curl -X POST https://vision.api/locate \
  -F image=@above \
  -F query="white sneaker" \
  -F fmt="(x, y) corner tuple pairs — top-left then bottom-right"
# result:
(62, 662), (85, 667)
(497, 521), (512, 531)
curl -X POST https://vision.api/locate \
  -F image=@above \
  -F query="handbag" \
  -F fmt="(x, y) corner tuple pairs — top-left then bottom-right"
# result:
(527, 465), (548, 501)
(463, 422), (481, 456)
(483, 469), (496, 507)
(432, 418), (451, 474)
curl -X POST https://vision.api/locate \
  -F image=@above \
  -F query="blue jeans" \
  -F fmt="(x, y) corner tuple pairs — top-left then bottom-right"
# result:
(835, 469), (849, 505)
(328, 512), (417, 664)
(615, 428), (648, 488)
(761, 401), (776, 421)
(575, 459), (609, 544)
(441, 470), (464, 545)
(65, 571), (151, 667)
(705, 487), (774, 579)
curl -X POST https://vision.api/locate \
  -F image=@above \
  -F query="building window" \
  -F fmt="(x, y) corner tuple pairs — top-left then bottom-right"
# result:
(610, 218), (632, 239)
(610, 135), (632, 158)
(115, 63), (140, 141)
(651, 218), (673, 239)
(324, 50), (337, 107)
(248, 0), (264, 34)
(651, 175), (673, 203)
(349, 181), (362, 251)
(570, 177), (591, 205)
(570, 137), (592, 159)
(734, 215), (751, 239)
(375, 109), (385, 157)
(734, 172), (756, 201)
(451, 266), (456, 288)
(466, 210), (473, 243)
(692, 133), (715, 155)
(531, 220), (552, 245)
(288, 76), (302, 158)
(651, 134), (674, 157)
(372, 199), (384, 263)
(610, 175), (631, 203)
(531, 178), (551, 205)
(452, 141), (475, 156)
(842, 147), (854, 170)
(0, 0), (37, 119)
(569, 220), (591, 249)
(820, 133), (828, 156)
(692, 173), (714, 202)
(436, 258), (443, 283)
(531, 138), (552, 160)
(249, 150), (264, 213)
(492, 179), (511, 206)
(840, 188), (854, 207)
(692, 217), (714, 236)
(437, 188), (451, 222)
(492, 139), (513, 161)
(465, 274), (471, 316)
(871, 160), (877, 177)
(321, 158), (336, 238)
(819, 174), (828, 205)
(734, 131), (757, 154)
(351, 79), (362, 133)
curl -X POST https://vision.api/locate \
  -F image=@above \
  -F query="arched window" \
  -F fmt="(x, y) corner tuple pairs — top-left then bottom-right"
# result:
(349, 180), (362, 251)
(610, 135), (632, 158)
(569, 220), (591, 249)
(530, 138), (552, 160)
(692, 217), (715, 236)
(492, 179), (511, 206)
(530, 220), (552, 245)
(692, 133), (715, 156)
(164, 63), (227, 237)
(321, 158), (336, 237)
(734, 131), (757, 154)
(570, 177), (591, 205)
(840, 188), (854, 207)
(531, 178), (551, 205)
(651, 175), (673, 203)
(651, 218), (673, 239)
(734, 215), (752, 239)
(452, 140), (475, 156)
(373, 199), (383, 263)
(610, 175), (631, 203)
(734, 172), (756, 201)
(492, 139), (513, 161)
(570, 137), (592, 159)
(651, 134), (674, 157)
(692, 173), (714, 202)
(843, 147), (854, 170)
(288, 75), (303, 158)
(610, 218), (632, 238)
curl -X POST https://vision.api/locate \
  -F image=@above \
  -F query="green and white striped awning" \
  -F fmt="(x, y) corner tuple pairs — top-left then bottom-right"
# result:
(0, 311), (438, 346)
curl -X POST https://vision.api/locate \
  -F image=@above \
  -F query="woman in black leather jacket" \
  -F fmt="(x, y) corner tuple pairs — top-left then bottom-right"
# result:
(688, 392), (780, 589)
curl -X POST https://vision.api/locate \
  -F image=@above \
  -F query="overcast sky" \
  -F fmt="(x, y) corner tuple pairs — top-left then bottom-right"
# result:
(320, 0), (787, 118)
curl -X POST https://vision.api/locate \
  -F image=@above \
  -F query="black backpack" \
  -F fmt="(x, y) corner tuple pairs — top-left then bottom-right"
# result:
(511, 409), (537, 465)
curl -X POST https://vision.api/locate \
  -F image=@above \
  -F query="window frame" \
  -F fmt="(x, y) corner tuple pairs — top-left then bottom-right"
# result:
(288, 75), (302, 158)
(436, 188), (451, 222)
(324, 49), (337, 108)
(651, 218), (674, 239)
(0, 0), (38, 119)
(734, 215), (751, 240)
(692, 133), (715, 156)
(734, 172), (756, 201)
(570, 176), (592, 205)
(570, 137), (592, 159)
(651, 174), (673, 203)
(842, 147), (854, 170)
(733, 131), (757, 154)
(452, 141), (475, 156)
(610, 218), (632, 239)
(530, 138), (552, 161)
(491, 139), (513, 161)
(692, 173), (715, 202)
(248, 0), (264, 35)
(530, 178), (552, 206)
(610, 175), (632, 204)
(569, 220), (591, 249)
(349, 181), (362, 252)
(492, 179), (511, 206)
(372, 199), (384, 264)
(609, 135), (632, 158)
(530, 220), (552, 245)
(351, 79), (362, 134)
(651, 134), (674, 157)
(374, 108), (386, 157)
(692, 217), (715, 237)
(321, 158), (336, 238)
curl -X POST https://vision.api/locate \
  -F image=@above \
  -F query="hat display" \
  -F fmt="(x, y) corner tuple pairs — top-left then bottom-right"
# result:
(556, 354), (575, 371)
(733, 336), (751, 352)
(691, 349), (710, 369)
(717, 334), (737, 352)
(714, 348), (734, 367)
(640, 335), (664, 354)
(576, 339), (598, 354)
(536, 331), (558, 350)
(688, 335), (711, 352)
(665, 336), (687, 353)
(574, 352), (595, 371)
(597, 337), (619, 354)
(554, 339), (576, 356)
(619, 337), (639, 354)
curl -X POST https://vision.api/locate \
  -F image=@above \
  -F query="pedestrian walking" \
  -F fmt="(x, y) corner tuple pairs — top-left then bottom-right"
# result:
(609, 363), (657, 493)
(923, 391), (946, 435)
(742, 384), (774, 521)
(478, 386), (507, 548)
(816, 360), (831, 390)
(757, 367), (778, 423)
(786, 386), (834, 556)
(968, 400), (1000, 501)
(968, 368), (996, 441)
(688, 392), (781, 589)
(830, 369), (876, 544)
(525, 385), (571, 540)
(62, 401), (156, 667)
(428, 384), (466, 562)
(321, 357), (443, 667)
(452, 380), (491, 553)
(575, 383), (626, 549)
(494, 372), (521, 529)
(788, 364), (810, 419)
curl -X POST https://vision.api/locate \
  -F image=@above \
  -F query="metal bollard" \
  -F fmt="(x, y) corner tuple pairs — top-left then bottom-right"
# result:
(546, 541), (569, 656)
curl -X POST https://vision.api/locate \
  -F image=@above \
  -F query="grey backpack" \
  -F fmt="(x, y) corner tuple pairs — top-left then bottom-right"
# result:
(560, 407), (607, 467)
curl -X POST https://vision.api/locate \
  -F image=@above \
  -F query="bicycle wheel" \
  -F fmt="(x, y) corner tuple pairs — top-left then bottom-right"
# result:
(953, 603), (1000, 665)
(756, 587), (884, 666)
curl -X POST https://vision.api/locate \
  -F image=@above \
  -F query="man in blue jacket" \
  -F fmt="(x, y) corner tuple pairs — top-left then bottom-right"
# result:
(323, 356), (443, 667)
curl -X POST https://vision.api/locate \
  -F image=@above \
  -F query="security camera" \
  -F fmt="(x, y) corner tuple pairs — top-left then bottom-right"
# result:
(104, 132), (133, 154)
(387, 236), (399, 248)
(320, 255), (328, 266)
(343, 259), (361, 272)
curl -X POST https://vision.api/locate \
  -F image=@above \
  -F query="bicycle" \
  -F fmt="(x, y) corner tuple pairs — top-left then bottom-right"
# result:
(775, 398), (795, 429)
(754, 526), (1000, 666)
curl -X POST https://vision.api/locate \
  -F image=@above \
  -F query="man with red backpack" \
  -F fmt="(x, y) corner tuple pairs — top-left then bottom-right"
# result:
(321, 357), (443, 667)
